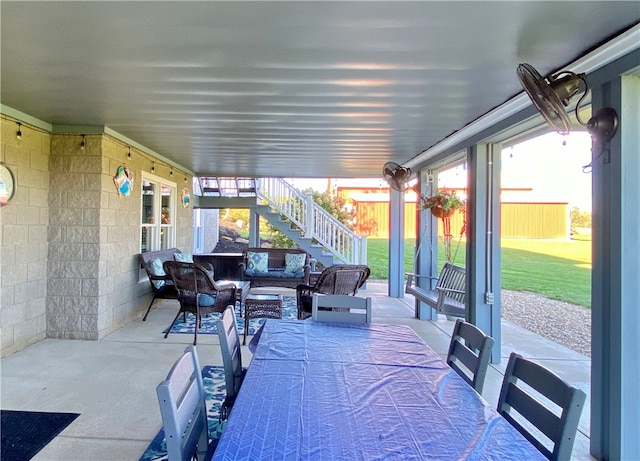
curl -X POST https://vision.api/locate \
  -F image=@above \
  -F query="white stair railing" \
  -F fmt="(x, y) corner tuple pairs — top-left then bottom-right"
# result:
(257, 178), (367, 264)
(257, 178), (308, 230)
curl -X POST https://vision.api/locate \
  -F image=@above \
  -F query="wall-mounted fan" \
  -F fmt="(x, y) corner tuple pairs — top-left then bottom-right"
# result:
(517, 63), (618, 145)
(382, 162), (412, 191)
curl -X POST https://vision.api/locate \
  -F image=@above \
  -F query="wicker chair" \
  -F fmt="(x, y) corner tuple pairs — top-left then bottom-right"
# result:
(163, 261), (237, 345)
(296, 264), (370, 320)
(139, 249), (182, 321)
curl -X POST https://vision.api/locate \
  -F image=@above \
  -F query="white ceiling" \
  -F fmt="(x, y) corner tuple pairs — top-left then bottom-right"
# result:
(1, 2), (638, 178)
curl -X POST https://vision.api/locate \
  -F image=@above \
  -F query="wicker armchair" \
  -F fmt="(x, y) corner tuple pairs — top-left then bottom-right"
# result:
(163, 261), (237, 345)
(139, 249), (182, 321)
(296, 264), (371, 320)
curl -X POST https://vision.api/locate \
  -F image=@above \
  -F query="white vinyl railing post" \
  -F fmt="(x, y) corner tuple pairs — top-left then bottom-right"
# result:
(359, 236), (367, 264)
(305, 193), (314, 235)
(254, 177), (367, 265)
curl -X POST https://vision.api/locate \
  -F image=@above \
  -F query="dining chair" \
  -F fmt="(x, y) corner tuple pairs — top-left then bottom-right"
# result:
(216, 305), (246, 421)
(156, 345), (209, 461)
(497, 352), (586, 461)
(163, 261), (237, 345)
(446, 319), (494, 394)
(297, 264), (371, 319)
(311, 294), (372, 323)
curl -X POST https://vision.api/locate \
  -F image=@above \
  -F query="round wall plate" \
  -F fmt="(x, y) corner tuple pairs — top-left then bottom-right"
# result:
(181, 187), (190, 208)
(0, 163), (16, 206)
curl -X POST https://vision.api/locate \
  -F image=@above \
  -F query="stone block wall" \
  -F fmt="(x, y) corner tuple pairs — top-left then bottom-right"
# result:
(98, 137), (144, 337)
(1, 117), (51, 355)
(1, 114), (194, 356)
(48, 134), (103, 340)
(46, 134), (194, 340)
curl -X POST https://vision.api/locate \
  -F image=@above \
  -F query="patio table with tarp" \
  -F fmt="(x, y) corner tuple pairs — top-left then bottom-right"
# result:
(213, 320), (546, 460)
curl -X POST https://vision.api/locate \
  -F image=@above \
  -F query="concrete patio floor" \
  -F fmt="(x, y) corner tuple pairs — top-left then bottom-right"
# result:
(1, 282), (594, 460)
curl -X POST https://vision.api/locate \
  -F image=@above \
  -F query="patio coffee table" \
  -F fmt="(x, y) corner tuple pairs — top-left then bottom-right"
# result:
(218, 280), (251, 312)
(243, 294), (283, 345)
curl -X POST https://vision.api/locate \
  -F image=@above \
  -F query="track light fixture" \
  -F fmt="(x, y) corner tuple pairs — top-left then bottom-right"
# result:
(80, 134), (86, 150)
(151, 161), (155, 173)
(170, 167), (173, 176)
(127, 146), (131, 160)
(16, 122), (22, 140)
(517, 63), (619, 146)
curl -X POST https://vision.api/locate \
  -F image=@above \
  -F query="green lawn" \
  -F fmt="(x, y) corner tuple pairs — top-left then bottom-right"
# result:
(366, 237), (592, 307)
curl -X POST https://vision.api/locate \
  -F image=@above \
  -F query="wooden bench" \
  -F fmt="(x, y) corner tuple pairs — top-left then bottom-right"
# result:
(405, 262), (466, 318)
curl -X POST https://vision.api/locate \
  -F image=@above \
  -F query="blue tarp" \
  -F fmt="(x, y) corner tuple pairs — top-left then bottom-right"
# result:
(214, 320), (546, 460)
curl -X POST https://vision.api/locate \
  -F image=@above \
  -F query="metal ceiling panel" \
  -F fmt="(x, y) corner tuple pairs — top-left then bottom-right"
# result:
(2, 1), (638, 178)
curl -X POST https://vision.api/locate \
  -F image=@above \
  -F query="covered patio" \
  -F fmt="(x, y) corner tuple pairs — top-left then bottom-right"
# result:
(0, 282), (593, 460)
(1, 2), (639, 458)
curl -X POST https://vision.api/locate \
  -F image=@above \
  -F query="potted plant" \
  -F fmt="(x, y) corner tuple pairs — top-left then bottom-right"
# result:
(420, 188), (465, 218)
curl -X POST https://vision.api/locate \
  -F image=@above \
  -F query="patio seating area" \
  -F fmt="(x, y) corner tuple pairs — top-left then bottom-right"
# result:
(0, 282), (593, 460)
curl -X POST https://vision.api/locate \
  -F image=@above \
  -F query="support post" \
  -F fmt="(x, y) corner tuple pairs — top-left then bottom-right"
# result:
(249, 210), (260, 247)
(388, 187), (405, 297)
(466, 143), (502, 363)
(415, 172), (438, 320)
(305, 193), (315, 235)
(590, 74), (640, 460)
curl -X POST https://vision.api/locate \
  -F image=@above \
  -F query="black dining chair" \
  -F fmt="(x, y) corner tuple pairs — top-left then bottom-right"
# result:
(446, 319), (494, 394)
(497, 352), (586, 461)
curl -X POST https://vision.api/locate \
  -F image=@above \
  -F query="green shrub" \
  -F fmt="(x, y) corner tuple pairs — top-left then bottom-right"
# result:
(570, 207), (592, 234)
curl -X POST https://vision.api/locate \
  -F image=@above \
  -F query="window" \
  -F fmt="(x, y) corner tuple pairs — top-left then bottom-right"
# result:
(141, 173), (176, 252)
(193, 209), (204, 254)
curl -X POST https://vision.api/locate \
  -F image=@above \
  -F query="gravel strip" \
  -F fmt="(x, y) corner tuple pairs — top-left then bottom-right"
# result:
(501, 290), (591, 357)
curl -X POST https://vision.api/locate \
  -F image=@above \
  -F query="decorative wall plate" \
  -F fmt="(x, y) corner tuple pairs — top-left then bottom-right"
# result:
(181, 187), (190, 208)
(0, 163), (16, 207)
(113, 165), (134, 197)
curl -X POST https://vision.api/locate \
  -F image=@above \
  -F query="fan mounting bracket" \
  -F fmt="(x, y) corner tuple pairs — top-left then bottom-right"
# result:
(587, 107), (619, 146)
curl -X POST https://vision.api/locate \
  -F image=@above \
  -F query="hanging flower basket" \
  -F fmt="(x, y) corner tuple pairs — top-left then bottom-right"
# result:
(430, 207), (455, 219)
(420, 188), (465, 217)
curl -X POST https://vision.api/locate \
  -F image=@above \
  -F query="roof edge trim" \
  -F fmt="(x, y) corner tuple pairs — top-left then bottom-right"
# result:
(405, 23), (640, 172)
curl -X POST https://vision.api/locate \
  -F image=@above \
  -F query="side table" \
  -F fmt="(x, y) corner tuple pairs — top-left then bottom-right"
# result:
(244, 294), (282, 345)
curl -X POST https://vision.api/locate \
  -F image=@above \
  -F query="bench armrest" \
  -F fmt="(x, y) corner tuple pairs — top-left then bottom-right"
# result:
(296, 284), (319, 296)
(213, 281), (237, 292)
(193, 284), (236, 305)
(406, 272), (438, 281)
(436, 287), (465, 296)
(198, 261), (214, 274)
(405, 273), (438, 292)
(147, 272), (171, 281)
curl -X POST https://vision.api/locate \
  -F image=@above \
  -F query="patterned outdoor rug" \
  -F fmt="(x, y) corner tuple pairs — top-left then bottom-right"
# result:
(139, 366), (226, 461)
(164, 295), (297, 336)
